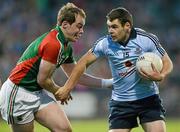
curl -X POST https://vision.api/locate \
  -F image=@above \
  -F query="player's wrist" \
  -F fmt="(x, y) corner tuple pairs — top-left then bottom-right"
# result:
(159, 73), (165, 81)
(101, 78), (113, 88)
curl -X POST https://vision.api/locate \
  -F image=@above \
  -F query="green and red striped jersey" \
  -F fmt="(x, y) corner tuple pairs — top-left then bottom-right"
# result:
(9, 26), (75, 91)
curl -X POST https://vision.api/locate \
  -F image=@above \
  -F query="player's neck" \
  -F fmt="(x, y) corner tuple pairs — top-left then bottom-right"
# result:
(120, 33), (130, 43)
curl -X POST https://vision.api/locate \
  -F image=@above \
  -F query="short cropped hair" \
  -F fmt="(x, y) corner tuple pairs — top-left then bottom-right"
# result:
(106, 7), (133, 27)
(57, 3), (86, 25)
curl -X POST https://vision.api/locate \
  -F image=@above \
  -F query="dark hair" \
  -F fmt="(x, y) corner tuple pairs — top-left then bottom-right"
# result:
(106, 7), (133, 27)
(57, 3), (86, 25)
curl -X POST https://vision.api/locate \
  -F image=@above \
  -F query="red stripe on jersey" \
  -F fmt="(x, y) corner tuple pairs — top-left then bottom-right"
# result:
(9, 56), (39, 84)
(38, 30), (62, 64)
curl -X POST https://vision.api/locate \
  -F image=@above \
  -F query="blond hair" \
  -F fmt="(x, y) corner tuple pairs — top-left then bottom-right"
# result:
(57, 3), (86, 25)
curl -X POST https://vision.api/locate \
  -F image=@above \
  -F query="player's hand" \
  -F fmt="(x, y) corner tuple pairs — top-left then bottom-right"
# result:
(54, 87), (73, 105)
(60, 94), (73, 105)
(139, 63), (164, 81)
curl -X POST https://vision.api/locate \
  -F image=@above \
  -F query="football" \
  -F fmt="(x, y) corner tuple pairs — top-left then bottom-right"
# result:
(136, 52), (163, 73)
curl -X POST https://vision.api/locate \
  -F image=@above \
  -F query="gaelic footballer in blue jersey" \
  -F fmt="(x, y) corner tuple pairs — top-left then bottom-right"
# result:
(56, 7), (173, 132)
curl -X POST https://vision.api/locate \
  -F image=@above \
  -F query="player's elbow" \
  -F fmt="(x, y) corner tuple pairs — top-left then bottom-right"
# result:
(37, 78), (43, 87)
(168, 61), (173, 74)
(37, 75), (47, 87)
(166, 55), (173, 74)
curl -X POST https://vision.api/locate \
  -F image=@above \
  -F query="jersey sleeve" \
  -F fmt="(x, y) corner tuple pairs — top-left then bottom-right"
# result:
(91, 37), (107, 58)
(146, 34), (166, 58)
(38, 41), (60, 64)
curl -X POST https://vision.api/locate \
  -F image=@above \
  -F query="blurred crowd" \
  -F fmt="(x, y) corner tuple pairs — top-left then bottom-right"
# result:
(0, 0), (180, 117)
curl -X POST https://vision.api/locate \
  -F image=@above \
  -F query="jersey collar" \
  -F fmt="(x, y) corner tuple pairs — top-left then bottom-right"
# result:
(55, 25), (68, 45)
(118, 27), (137, 47)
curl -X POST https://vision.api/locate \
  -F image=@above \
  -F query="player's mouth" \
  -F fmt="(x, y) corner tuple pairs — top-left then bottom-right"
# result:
(110, 34), (116, 38)
(111, 35), (117, 40)
(74, 34), (81, 39)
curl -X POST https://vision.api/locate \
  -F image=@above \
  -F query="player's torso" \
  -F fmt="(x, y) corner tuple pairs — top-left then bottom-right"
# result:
(107, 39), (141, 79)
(105, 33), (158, 101)
(9, 28), (73, 91)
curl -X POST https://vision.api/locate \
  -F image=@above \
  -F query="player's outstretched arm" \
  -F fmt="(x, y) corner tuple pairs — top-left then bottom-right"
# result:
(61, 50), (113, 89)
(55, 50), (99, 101)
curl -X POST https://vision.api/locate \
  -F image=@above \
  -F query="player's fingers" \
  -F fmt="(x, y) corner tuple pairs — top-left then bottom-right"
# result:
(65, 100), (69, 105)
(139, 68), (146, 76)
(67, 97), (71, 101)
(69, 94), (73, 100)
(61, 100), (67, 105)
(139, 68), (150, 80)
(151, 63), (155, 71)
(61, 101), (64, 105)
(151, 63), (159, 73)
(140, 67), (149, 75)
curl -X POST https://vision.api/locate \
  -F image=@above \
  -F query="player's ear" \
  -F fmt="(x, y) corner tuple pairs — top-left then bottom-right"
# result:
(125, 22), (131, 28)
(124, 22), (131, 32)
(61, 21), (69, 29)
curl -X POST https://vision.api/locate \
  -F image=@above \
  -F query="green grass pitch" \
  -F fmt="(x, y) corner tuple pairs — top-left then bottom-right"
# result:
(0, 119), (179, 132)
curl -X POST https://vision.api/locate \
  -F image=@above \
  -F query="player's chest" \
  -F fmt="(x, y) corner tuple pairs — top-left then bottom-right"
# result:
(56, 47), (70, 67)
(107, 44), (142, 60)
(107, 43), (142, 73)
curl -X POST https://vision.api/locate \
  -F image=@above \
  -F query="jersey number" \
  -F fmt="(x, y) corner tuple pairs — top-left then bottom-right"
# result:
(123, 52), (129, 58)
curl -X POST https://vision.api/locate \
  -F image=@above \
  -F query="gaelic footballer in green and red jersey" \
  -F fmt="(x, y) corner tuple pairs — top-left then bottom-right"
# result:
(9, 26), (75, 91)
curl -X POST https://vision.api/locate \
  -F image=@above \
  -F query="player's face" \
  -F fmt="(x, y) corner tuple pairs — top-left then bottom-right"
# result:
(107, 19), (131, 43)
(63, 14), (85, 42)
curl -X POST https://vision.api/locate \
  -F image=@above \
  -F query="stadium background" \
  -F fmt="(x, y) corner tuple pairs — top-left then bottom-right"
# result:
(0, 0), (180, 131)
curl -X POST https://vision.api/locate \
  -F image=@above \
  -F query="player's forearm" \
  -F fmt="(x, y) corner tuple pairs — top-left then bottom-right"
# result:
(78, 74), (113, 88)
(37, 78), (59, 94)
(65, 66), (112, 89)
(78, 73), (102, 87)
(64, 62), (86, 92)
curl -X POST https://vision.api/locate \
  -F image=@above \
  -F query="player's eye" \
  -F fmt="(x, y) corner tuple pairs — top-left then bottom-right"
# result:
(77, 24), (83, 29)
(111, 25), (118, 29)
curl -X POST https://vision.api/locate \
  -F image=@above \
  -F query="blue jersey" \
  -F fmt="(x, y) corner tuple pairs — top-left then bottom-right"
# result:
(92, 28), (165, 101)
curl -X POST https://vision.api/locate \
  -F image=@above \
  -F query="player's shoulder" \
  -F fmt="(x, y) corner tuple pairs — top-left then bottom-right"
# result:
(94, 35), (108, 45)
(91, 35), (109, 51)
(135, 28), (159, 43)
(135, 28), (159, 42)
(43, 29), (62, 46)
(48, 29), (59, 41)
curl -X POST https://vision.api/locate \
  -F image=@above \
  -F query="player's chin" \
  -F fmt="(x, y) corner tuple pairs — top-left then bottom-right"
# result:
(74, 36), (81, 42)
(112, 38), (118, 42)
(70, 37), (78, 42)
(111, 36), (117, 41)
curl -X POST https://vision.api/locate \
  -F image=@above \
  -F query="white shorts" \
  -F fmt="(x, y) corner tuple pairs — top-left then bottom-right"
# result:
(0, 79), (56, 124)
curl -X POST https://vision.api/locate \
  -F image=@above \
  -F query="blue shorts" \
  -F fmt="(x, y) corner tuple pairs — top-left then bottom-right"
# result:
(108, 94), (166, 129)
